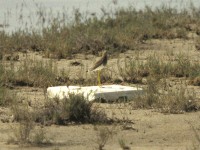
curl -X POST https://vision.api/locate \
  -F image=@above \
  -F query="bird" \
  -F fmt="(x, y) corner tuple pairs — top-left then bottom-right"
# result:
(89, 50), (108, 86)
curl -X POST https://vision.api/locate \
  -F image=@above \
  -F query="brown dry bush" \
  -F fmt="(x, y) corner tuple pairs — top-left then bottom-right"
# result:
(38, 93), (111, 125)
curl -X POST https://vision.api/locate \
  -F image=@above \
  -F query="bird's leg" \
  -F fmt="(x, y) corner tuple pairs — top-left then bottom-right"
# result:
(98, 70), (101, 86)
(97, 71), (99, 86)
(99, 70), (101, 86)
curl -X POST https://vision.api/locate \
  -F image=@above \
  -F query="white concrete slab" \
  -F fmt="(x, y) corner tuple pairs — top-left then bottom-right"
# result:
(47, 85), (143, 102)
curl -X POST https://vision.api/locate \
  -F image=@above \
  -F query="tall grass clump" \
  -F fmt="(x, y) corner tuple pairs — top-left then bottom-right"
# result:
(146, 54), (173, 77)
(133, 77), (199, 113)
(173, 53), (197, 77)
(16, 59), (58, 87)
(1, 58), (60, 88)
(10, 103), (35, 145)
(0, 63), (15, 106)
(173, 53), (200, 86)
(117, 54), (172, 83)
(118, 53), (200, 85)
(0, 87), (15, 106)
(133, 77), (160, 108)
(159, 86), (198, 113)
(0, 64), (6, 105)
(117, 57), (148, 83)
(9, 103), (51, 146)
(0, 86), (7, 106)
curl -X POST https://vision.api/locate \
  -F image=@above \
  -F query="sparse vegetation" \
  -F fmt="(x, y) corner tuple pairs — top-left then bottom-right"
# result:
(0, 1), (200, 149)
(1, 4), (200, 58)
(31, 127), (52, 146)
(94, 125), (117, 150)
(0, 87), (14, 106)
(133, 76), (199, 113)
(119, 52), (200, 81)
(12, 58), (59, 88)
(10, 103), (35, 145)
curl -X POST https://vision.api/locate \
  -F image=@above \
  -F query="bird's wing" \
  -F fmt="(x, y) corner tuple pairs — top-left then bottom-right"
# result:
(91, 56), (105, 70)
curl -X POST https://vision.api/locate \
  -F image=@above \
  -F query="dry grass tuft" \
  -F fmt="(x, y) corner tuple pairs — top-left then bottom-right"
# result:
(94, 125), (117, 150)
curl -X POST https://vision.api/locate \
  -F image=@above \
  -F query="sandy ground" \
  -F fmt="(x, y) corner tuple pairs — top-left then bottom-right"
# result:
(0, 108), (199, 150)
(1, 36), (200, 149)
